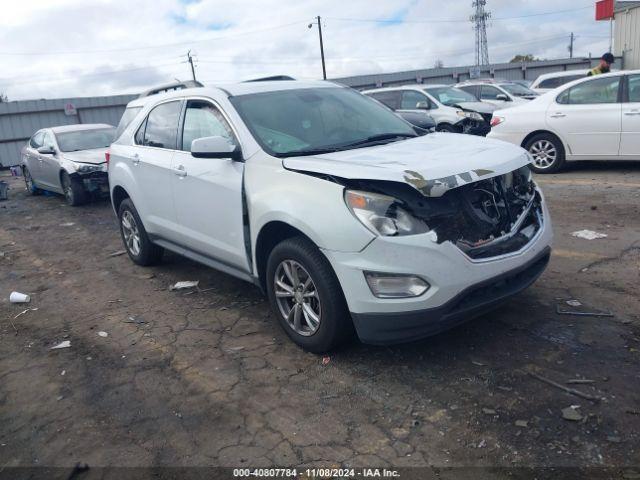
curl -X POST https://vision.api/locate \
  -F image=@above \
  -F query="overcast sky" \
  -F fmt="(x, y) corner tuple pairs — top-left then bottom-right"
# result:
(0, 0), (612, 100)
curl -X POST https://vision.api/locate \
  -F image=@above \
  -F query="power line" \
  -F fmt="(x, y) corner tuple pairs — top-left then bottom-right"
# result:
(0, 21), (307, 57)
(326, 5), (592, 24)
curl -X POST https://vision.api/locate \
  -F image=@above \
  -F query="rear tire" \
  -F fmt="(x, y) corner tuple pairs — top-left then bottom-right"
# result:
(117, 198), (164, 266)
(23, 167), (42, 195)
(61, 172), (87, 206)
(266, 236), (354, 353)
(525, 133), (566, 174)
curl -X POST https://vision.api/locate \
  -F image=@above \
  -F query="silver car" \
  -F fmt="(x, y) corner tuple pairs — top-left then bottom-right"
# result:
(21, 124), (115, 206)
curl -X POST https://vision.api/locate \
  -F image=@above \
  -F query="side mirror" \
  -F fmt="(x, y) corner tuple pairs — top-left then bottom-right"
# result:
(495, 94), (510, 102)
(191, 136), (242, 161)
(415, 101), (430, 110)
(37, 146), (56, 155)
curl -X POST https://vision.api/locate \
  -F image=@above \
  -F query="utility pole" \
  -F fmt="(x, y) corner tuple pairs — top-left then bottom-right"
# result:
(569, 32), (574, 58)
(470, 0), (491, 66)
(308, 16), (327, 80)
(187, 50), (197, 82)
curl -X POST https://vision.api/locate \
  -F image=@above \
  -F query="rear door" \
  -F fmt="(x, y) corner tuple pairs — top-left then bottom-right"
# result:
(170, 98), (249, 271)
(620, 74), (640, 158)
(548, 75), (621, 157)
(131, 100), (182, 238)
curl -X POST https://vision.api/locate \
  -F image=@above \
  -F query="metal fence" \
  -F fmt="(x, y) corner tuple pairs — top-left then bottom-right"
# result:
(0, 94), (136, 167)
(333, 57), (621, 90)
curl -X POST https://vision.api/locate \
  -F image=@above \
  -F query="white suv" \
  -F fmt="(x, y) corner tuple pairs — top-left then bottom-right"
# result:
(108, 80), (552, 352)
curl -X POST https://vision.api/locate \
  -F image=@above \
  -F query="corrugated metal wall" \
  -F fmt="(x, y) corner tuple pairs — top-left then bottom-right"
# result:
(0, 94), (136, 167)
(615, 4), (640, 69)
(334, 57), (612, 90)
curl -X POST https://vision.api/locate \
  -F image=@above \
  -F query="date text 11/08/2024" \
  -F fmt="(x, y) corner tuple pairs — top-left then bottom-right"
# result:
(233, 468), (401, 478)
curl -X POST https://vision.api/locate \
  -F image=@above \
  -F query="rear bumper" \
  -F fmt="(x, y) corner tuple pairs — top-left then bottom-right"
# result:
(351, 246), (550, 345)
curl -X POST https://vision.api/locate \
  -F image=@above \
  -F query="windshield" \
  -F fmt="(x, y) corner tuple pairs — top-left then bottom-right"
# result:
(229, 87), (416, 157)
(500, 83), (538, 97)
(55, 128), (116, 152)
(423, 86), (478, 106)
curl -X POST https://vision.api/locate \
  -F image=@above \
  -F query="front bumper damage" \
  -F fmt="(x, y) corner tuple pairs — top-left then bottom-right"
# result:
(322, 166), (552, 345)
(459, 117), (491, 136)
(72, 171), (109, 197)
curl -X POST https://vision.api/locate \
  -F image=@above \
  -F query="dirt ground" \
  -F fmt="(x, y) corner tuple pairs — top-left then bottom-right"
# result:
(1, 162), (639, 478)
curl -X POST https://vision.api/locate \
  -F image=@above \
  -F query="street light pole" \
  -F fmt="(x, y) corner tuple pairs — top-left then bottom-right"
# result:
(309, 16), (327, 80)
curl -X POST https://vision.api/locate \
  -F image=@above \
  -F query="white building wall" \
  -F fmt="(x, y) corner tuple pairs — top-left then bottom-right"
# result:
(615, 5), (640, 69)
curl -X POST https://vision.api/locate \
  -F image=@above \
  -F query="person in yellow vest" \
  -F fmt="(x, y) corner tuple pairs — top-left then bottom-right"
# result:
(587, 53), (615, 76)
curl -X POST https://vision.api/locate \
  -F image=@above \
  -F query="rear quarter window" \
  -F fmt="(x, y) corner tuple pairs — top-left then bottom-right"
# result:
(115, 106), (143, 140)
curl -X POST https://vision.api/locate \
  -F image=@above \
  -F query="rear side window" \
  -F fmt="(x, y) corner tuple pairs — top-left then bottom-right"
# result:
(140, 101), (182, 149)
(458, 85), (480, 98)
(30, 131), (44, 148)
(115, 106), (142, 139)
(557, 77), (620, 105)
(181, 100), (236, 152)
(367, 91), (401, 110)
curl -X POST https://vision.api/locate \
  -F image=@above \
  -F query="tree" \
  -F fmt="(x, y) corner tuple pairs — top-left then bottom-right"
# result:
(433, 59), (444, 69)
(509, 54), (539, 63)
(0, 92), (7, 102)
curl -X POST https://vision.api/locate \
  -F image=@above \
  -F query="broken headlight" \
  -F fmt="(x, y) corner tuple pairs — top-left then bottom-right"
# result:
(75, 164), (102, 173)
(456, 110), (484, 122)
(345, 190), (429, 237)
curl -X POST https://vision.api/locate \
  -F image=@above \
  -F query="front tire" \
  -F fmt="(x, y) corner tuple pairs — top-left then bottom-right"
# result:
(61, 172), (87, 206)
(117, 198), (164, 266)
(266, 237), (354, 353)
(525, 133), (566, 174)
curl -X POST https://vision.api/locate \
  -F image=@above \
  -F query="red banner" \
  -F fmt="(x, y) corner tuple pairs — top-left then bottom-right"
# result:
(595, 0), (614, 20)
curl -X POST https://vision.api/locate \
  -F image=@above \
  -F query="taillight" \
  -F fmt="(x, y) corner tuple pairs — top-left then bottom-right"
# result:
(105, 151), (110, 165)
(490, 116), (504, 127)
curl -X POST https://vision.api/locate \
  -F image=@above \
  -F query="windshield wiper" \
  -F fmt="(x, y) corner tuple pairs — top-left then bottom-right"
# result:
(339, 133), (417, 149)
(278, 133), (417, 158)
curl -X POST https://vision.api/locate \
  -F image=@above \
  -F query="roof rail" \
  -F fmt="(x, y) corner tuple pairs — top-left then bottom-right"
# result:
(243, 75), (296, 82)
(138, 80), (204, 98)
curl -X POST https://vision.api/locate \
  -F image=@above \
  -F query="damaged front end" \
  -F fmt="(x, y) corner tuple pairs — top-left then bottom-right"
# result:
(346, 166), (543, 260)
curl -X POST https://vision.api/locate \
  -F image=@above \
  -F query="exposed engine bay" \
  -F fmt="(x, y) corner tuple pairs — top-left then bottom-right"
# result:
(343, 165), (542, 259)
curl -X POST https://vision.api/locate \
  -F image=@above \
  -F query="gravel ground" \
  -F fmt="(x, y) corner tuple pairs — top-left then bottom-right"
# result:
(0, 162), (639, 478)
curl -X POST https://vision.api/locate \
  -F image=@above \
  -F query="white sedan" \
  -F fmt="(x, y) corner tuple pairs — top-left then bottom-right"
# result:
(488, 70), (640, 173)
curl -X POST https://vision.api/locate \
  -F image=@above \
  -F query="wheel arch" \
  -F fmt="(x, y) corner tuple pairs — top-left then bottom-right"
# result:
(521, 130), (567, 156)
(254, 221), (316, 291)
(111, 185), (130, 215)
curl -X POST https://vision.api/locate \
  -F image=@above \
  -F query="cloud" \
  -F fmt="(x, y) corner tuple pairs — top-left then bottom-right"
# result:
(0, 0), (610, 100)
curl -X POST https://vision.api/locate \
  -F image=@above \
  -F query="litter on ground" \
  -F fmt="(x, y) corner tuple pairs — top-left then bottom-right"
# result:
(50, 340), (71, 350)
(571, 230), (607, 240)
(97, 331), (108, 338)
(169, 281), (199, 291)
(9, 291), (30, 303)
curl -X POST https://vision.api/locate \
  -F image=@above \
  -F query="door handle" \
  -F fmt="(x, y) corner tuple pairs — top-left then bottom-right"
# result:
(624, 110), (640, 116)
(132, 153), (140, 166)
(550, 112), (566, 118)
(173, 165), (187, 178)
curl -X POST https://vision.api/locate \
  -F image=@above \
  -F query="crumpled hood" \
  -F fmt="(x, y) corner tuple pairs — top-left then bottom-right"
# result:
(283, 133), (531, 197)
(453, 101), (496, 114)
(62, 148), (108, 165)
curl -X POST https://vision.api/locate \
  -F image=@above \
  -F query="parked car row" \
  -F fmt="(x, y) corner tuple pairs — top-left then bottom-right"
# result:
(18, 67), (637, 352)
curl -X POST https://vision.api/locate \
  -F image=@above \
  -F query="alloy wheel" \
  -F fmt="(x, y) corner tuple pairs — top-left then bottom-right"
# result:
(121, 210), (142, 256)
(273, 259), (321, 336)
(529, 140), (557, 169)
